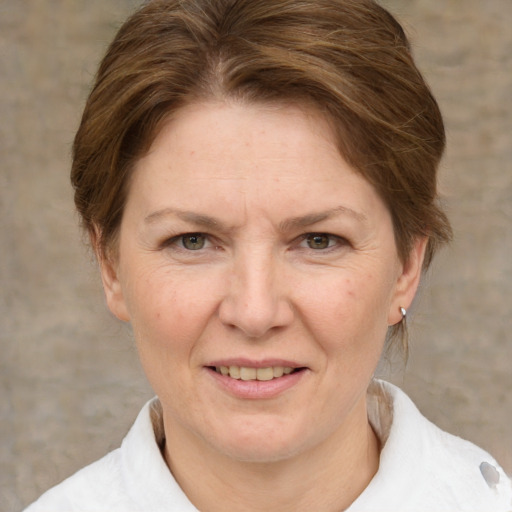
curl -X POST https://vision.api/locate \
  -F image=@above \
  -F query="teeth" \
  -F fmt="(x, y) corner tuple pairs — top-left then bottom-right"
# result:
(240, 367), (256, 381)
(229, 366), (240, 379)
(273, 366), (284, 378)
(256, 367), (274, 381)
(216, 365), (296, 381)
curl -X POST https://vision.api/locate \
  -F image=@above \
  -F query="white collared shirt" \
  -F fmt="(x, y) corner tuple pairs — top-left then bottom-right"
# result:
(25, 380), (512, 511)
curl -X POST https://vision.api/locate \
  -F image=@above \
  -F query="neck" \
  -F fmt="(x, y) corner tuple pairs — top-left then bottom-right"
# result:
(163, 401), (380, 512)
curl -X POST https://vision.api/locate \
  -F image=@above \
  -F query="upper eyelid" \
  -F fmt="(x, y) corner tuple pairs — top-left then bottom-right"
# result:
(295, 232), (350, 248)
(298, 232), (347, 241)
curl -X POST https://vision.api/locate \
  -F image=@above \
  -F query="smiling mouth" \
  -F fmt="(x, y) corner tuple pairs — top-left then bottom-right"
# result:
(212, 365), (303, 381)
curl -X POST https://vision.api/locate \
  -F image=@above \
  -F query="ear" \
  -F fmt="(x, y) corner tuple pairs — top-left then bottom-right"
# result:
(90, 228), (130, 323)
(388, 237), (428, 326)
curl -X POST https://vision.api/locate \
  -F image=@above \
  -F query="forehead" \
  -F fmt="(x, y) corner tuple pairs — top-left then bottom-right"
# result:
(152, 99), (336, 153)
(127, 100), (385, 224)
(136, 100), (342, 182)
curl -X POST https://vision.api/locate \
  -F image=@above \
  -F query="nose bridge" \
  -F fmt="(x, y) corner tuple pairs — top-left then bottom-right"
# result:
(241, 245), (276, 306)
(219, 243), (292, 337)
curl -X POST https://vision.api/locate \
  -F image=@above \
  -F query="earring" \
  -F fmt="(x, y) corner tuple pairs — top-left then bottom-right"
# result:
(400, 307), (407, 321)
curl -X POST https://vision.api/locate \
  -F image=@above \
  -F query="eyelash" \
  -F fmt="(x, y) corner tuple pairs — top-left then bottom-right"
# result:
(161, 232), (348, 253)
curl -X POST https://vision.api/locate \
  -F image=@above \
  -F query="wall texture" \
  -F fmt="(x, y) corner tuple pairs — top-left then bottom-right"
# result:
(1, 1), (510, 510)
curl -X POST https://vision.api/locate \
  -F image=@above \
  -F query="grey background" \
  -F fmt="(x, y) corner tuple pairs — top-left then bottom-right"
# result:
(1, 1), (511, 510)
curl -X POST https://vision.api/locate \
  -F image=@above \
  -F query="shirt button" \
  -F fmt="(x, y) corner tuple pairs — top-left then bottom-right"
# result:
(480, 461), (500, 489)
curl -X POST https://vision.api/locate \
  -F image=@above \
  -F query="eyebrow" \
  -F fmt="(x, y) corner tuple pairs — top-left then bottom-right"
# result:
(144, 205), (367, 232)
(144, 208), (222, 229)
(278, 206), (367, 232)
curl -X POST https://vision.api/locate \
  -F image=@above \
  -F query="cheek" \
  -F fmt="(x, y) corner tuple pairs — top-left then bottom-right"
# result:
(126, 279), (203, 398)
(124, 273), (190, 352)
(301, 272), (392, 349)
(124, 268), (224, 360)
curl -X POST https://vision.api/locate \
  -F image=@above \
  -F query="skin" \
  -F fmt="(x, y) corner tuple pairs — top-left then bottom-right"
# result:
(98, 100), (426, 511)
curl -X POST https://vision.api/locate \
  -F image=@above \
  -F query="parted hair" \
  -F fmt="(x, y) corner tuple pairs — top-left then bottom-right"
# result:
(72, 0), (452, 313)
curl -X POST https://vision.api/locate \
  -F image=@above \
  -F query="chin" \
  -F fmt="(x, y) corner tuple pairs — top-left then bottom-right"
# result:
(203, 417), (313, 464)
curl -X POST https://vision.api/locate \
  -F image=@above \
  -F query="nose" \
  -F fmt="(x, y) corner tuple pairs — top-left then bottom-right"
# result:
(218, 248), (294, 338)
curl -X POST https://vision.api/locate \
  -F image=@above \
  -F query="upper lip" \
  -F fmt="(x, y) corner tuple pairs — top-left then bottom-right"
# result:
(205, 358), (305, 369)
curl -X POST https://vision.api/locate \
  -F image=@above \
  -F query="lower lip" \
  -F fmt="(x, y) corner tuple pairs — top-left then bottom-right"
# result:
(206, 368), (307, 399)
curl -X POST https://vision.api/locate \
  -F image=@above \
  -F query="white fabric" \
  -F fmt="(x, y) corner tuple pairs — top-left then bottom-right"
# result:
(25, 380), (512, 511)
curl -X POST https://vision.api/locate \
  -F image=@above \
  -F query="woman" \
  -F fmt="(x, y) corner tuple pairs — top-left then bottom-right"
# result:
(25, 0), (512, 510)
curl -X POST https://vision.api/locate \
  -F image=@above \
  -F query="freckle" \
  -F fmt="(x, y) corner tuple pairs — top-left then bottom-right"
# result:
(345, 280), (356, 297)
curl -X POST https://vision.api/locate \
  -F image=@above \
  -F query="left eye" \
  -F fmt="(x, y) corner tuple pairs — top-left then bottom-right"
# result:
(180, 233), (207, 250)
(302, 233), (337, 250)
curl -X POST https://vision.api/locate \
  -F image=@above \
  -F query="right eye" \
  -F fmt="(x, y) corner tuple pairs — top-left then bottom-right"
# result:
(161, 233), (211, 252)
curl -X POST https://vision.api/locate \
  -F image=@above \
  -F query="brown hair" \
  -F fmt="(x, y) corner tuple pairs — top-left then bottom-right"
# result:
(71, 0), (452, 343)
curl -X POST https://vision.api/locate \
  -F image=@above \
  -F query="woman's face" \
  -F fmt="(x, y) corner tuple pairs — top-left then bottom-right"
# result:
(101, 101), (424, 463)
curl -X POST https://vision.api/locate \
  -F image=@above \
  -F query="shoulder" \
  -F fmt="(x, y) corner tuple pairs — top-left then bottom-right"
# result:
(354, 380), (512, 511)
(24, 398), (198, 512)
(23, 448), (128, 511)
(23, 398), (196, 512)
